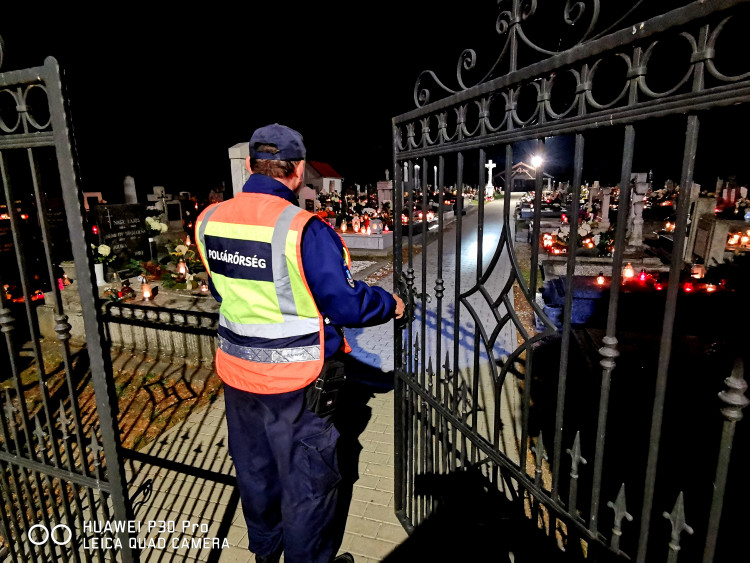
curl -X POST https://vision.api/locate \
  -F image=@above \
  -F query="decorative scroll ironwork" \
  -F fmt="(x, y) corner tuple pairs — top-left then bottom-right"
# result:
(400, 2), (750, 161)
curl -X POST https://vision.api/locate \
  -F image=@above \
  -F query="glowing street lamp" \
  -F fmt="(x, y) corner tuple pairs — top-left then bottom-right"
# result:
(531, 155), (543, 168)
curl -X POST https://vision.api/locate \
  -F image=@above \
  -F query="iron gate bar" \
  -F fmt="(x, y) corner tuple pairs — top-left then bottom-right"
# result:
(703, 358), (748, 562)
(46, 56), (137, 562)
(0, 450), (114, 493)
(452, 151), (464, 476)
(636, 113), (701, 563)
(392, 142), (405, 524)
(0, 152), (66, 562)
(435, 155), (446, 479)
(552, 134), (584, 504)
(30, 138), (93, 498)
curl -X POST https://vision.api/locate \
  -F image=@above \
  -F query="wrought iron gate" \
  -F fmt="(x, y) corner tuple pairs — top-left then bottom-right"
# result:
(392, 1), (750, 561)
(0, 53), (137, 561)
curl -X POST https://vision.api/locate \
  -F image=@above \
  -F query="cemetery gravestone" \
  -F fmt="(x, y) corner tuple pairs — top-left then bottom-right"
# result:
(94, 204), (150, 269)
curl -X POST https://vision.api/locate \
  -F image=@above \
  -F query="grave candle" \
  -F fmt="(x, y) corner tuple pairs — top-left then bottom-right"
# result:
(622, 262), (635, 280)
(177, 260), (188, 276)
(142, 282), (152, 300)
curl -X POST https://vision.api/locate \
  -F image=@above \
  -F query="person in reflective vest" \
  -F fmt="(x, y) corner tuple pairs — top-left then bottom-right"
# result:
(196, 123), (404, 563)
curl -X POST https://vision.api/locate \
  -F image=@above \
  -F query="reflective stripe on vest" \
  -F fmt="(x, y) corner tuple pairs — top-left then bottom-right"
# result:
(218, 336), (319, 363)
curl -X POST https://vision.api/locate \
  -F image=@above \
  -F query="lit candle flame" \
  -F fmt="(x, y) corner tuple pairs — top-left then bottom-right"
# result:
(622, 262), (635, 279)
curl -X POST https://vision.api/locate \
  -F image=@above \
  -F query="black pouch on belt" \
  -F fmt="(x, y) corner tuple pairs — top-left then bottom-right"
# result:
(306, 357), (346, 416)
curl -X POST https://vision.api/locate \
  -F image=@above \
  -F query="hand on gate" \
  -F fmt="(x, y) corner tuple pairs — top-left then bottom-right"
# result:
(393, 294), (405, 319)
(394, 274), (414, 329)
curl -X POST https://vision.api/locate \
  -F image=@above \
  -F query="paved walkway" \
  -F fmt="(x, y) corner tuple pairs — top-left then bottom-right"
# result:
(125, 261), (407, 563)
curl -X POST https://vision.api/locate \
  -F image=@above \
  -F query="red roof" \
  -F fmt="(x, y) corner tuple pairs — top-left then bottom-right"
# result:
(308, 161), (342, 178)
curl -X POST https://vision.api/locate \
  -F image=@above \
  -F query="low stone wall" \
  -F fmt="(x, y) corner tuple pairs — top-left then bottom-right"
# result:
(542, 255), (668, 278)
(340, 231), (393, 251)
(37, 278), (221, 367)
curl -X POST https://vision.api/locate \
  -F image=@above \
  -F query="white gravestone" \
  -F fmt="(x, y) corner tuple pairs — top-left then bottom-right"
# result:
(627, 173), (649, 248)
(228, 142), (250, 197)
(123, 176), (137, 204)
(600, 187), (612, 230)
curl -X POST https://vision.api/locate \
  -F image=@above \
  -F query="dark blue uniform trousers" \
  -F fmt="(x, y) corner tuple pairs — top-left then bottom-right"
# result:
(224, 382), (341, 563)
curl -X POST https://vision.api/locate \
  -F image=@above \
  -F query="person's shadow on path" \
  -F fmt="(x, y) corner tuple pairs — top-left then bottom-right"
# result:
(330, 353), (395, 556)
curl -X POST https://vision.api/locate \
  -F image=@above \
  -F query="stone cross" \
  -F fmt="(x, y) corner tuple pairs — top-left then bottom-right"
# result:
(485, 160), (496, 189)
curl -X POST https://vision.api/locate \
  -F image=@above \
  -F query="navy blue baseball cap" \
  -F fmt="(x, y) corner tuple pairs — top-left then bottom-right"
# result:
(249, 123), (306, 161)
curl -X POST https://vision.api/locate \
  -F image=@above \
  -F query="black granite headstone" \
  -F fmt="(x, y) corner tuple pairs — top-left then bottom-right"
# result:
(94, 204), (149, 268)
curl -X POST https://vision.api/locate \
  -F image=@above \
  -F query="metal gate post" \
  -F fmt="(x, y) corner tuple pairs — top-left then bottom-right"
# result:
(44, 56), (137, 563)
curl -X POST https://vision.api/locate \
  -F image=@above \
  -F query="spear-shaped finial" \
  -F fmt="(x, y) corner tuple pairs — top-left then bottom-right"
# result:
(607, 483), (633, 552)
(663, 491), (694, 563)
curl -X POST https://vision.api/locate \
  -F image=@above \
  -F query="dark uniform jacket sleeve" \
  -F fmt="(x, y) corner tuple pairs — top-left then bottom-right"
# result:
(301, 219), (396, 327)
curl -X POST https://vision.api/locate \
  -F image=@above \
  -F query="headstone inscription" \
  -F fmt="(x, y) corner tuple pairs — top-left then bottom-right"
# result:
(94, 204), (149, 268)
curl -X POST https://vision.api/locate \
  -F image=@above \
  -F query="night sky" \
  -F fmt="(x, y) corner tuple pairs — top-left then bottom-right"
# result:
(1, 2), (748, 202)
(0, 2), (500, 202)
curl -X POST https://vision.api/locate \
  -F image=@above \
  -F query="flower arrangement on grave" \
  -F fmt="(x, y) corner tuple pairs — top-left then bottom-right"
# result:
(91, 244), (115, 264)
(145, 215), (169, 235)
(554, 219), (599, 246)
(155, 240), (205, 289)
(734, 197), (750, 216)
(544, 219), (610, 256)
(579, 185), (589, 202)
(127, 258), (165, 281)
(595, 227), (616, 257)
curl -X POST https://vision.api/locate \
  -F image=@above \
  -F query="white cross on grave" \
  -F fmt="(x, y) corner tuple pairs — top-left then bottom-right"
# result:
(485, 160), (496, 188)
